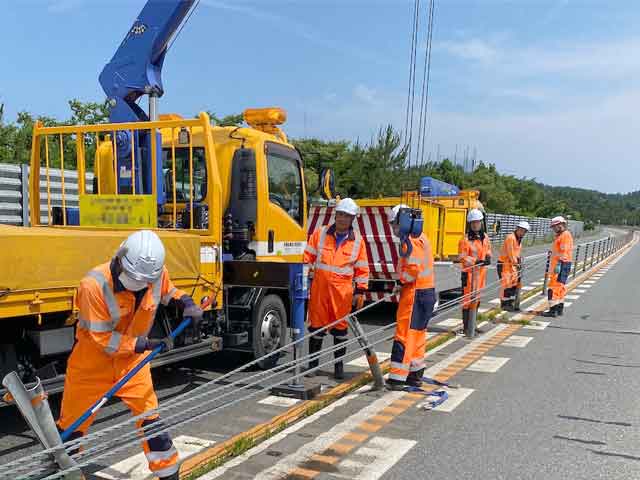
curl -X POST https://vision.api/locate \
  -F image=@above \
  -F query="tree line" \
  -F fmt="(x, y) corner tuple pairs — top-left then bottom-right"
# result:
(1, 100), (638, 226)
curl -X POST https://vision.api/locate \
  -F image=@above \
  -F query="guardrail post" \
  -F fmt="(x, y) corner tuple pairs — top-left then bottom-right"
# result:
(542, 251), (551, 296)
(583, 243), (589, 272)
(573, 245), (580, 278)
(590, 241), (596, 268)
(20, 164), (30, 226)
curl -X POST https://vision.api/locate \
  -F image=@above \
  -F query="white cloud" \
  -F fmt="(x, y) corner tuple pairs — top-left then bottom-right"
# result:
(353, 84), (378, 106)
(437, 39), (498, 64)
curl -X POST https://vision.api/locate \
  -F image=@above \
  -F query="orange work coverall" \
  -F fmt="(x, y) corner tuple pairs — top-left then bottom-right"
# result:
(389, 233), (436, 383)
(304, 224), (369, 335)
(548, 230), (574, 307)
(57, 260), (185, 479)
(498, 232), (522, 301)
(458, 232), (492, 310)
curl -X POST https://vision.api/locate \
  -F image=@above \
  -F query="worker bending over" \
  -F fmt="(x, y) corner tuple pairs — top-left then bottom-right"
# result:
(386, 204), (436, 391)
(458, 209), (492, 337)
(57, 230), (203, 480)
(497, 221), (530, 311)
(542, 216), (574, 317)
(303, 198), (369, 380)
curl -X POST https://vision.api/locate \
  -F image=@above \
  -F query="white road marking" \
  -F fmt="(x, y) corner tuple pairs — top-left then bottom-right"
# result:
(583, 280), (596, 284)
(564, 302), (573, 307)
(335, 436), (417, 479)
(572, 289), (586, 293)
(489, 298), (500, 304)
(565, 294), (580, 300)
(251, 392), (407, 479)
(466, 356), (510, 373)
(522, 286), (535, 291)
(478, 307), (490, 313)
(422, 387), (475, 413)
(501, 335), (533, 348)
(523, 320), (550, 330)
(96, 435), (215, 480)
(581, 284), (593, 289)
(348, 352), (390, 368)
(200, 392), (362, 479)
(258, 396), (302, 408)
(436, 318), (462, 328)
(531, 281), (544, 286)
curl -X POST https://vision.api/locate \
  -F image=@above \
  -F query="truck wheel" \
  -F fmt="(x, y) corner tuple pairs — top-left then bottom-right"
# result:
(252, 294), (287, 370)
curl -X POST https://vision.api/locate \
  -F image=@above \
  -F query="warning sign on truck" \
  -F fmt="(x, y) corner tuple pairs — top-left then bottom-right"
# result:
(79, 194), (157, 228)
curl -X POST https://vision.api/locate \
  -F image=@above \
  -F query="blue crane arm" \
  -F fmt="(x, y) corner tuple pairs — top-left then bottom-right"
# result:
(99, 0), (196, 123)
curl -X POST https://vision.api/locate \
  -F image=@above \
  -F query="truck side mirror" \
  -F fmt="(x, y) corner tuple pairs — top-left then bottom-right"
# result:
(319, 168), (335, 200)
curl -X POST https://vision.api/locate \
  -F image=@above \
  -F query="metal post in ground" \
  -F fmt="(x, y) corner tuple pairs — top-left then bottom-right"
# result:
(513, 256), (524, 311)
(582, 243), (589, 273)
(271, 264), (320, 400)
(590, 241), (596, 268)
(573, 245), (580, 278)
(542, 251), (551, 295)
(467, 267), (478, 338)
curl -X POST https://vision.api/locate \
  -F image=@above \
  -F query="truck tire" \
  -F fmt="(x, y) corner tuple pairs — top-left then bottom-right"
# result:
(252, 294), (287, 370)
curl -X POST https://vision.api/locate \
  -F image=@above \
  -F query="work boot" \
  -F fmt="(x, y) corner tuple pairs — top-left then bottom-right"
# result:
(406, 368), (425, 388)
(158, 472), (179, 480)
(385, 378), (406, 391)
(557, 303), (565, 317)
(503, 299), (515, 312)
(305, 336), (324, 377)
(333, 336), (348, 380)
(541, 305), (558, 318)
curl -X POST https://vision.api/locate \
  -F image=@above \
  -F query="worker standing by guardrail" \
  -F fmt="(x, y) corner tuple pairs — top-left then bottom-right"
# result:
(386, 205), (436, 391)
(497, 220), (530, 311)
(458, 209), (492, 337)
(56, 230), (203, 480)
(303, 198), (369, 380)
(542, 216), (574, 318)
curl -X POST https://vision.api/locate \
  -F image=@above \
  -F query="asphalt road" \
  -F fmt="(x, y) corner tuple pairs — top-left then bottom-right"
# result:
(381, 234), (640, 480)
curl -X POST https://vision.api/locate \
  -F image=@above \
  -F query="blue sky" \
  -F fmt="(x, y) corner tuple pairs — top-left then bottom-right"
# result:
(1, 0), (639, 193)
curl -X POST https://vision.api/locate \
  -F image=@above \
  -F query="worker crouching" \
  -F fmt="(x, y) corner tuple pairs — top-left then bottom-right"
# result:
(542, 216), (574, 318)
(57, 230), (203, 480)
(497, 221), (530, 311)
(458, 209), (492, 338)
(386, 205), (436, 391)
(303, 198), (369, 380)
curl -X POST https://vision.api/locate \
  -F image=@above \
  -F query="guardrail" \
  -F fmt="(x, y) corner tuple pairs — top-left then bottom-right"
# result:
(0, 163), (93, 226)
(486, 212), (584, 243)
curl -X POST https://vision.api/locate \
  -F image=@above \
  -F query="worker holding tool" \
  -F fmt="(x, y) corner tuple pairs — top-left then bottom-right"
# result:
(497, 220), (530, 311)
(386, 204), (436, 391)
(303, 198), (369, 380)
(57, 230), (203, 480)
(542, 216), (574, 318)
(458, 209), (492, 338)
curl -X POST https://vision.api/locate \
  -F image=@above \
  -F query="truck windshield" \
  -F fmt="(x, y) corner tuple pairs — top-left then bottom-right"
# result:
(162, 147), (207, 202)
(266, 143), (303, 226)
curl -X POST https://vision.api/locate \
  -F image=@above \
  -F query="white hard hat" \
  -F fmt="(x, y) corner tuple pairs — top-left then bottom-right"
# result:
(335, 197), (359, 216)
(467, 208), (484, 222)
(389, 204), (409, 223)
(116, 230), (166, 283)
(516, 220), (531, 231)
(550, 216), (567, 227)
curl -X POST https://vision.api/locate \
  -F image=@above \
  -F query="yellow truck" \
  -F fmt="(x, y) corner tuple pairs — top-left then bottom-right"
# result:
(0, 107), (311, 401)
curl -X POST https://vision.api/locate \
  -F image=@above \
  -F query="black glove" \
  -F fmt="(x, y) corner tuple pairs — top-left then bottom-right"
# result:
(135, 336), (173, 353)
(483, 255), (492, 266)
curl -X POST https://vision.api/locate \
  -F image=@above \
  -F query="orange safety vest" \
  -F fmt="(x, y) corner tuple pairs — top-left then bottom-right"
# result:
(304, 224), (369, 330)
(458, 233), (492, 271)
(551, 230), (574, 265)
(75, 261), (185, 357)
(397, 233), (434, 289)
(498, 232), (522, 265)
